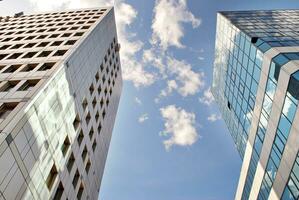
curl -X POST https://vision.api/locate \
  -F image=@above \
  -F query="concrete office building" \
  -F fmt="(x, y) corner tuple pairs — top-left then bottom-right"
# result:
(0, 7), (122, 200)
(212, 10), (299, 200)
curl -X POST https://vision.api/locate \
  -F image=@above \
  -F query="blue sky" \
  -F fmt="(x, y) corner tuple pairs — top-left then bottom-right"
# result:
(2, 0), (299, 199)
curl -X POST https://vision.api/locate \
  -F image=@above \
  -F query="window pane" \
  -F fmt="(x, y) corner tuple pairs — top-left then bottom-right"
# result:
(283, 96), (297, 122)
(278, 114), (291, 137)
(282, 186), (295, 200)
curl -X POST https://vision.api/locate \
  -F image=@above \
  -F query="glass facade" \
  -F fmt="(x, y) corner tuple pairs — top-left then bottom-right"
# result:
(220, 10), (299, 52)
(282, 151), (299, 200)
(242, 54), (299, 199)
(258, 70), (299, 200)
(212, 13), (262, 158)
(241, 59), (279, 199)
(213, 10), (299, 200)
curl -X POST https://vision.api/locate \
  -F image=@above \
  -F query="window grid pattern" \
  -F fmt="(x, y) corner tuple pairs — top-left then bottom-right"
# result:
(282, 151), (299, 200)
(258, 70), (299, 200)
(72, 38), (120, 198)
(0, 8), (106, 123)
(221, 10), (299, 52)
(0, 7), (123, 200)
(241, 60), (279, 199)
(213, 14), (262, 158)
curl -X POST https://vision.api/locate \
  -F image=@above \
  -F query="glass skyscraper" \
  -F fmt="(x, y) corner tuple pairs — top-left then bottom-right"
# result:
(212, 10), (299, 200)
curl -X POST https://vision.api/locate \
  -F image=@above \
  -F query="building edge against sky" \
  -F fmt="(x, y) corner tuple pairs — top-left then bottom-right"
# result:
(212, 10), (299, 200)
(0, 7), (122, 200)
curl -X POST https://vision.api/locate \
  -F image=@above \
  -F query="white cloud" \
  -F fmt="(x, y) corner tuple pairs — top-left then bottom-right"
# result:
(160, 105), (198, 150)
(142, 48), (165, 76)
(207, 114), (221, 122)
(199, 87), (215, 106)
(121, 59), (155, 88)
(167, 56), (205, 97)
(134, 97), (142, 105)
(160, 80), (178, 97)
(151, 0), (201, 50)
(28, 0), (155, 88)
(114, 2), (155, 87)
(138, 113), (149, 123)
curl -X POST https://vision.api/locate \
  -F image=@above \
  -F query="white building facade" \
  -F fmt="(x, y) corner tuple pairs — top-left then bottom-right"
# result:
(0, 7), (122, 200)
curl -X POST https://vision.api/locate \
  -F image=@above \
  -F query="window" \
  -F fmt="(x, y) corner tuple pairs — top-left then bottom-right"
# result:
(37, 35), (47, 39)
(24, 43), (35, 48)
(25, 35), (35, 40)
(85, 159), (91, 174)
(77, 183), (84, 200)
(22, 51), (37, 58)
(51, 41), (63, 46)
(0, 103), (18, 119)
(77, 130), (84, 146)
(95, 72), (99, 82)
(0, 45), (10, 50)
(37, 29), (46, 33)
(53, 182), (64, 200)
(61, 33), (71, 37)
(102, 109), (106, 119)
(81, 146), (87, 161)
(7, 53), (22, 59)
(92, 140), (97, 152)
(61, 136), (70, 157)
(75, 32), (84, 36)
(37, 51), (51, 57)
(92, 98), (96, 108)
(59, 27), (67, 31)
(81, 26), (89, 30)
(85, 112), (91, 125)
(38, 42), (49, 47)
(21, 63), (38, 72)
(0, 81), (19, 92)
(67, 153), (75, 172)
(38, 62), (55, 71)
(46, 164), (58, 190)
(95, 111), (99, 122)
(18, 80), (39, 91)
(88, 20), (95, 24)
(65, 40), (76, 45)
(227, 101), (231, 110)
(89, 128), (94, 140)
(82, 98), (88, 111)
(70, 26), (79, 31)
(10, 43), (23, 49)
(100, 98), (104, 107)
(73, 114), (80, 131)
(98, 123), (102, 134)
(26, 30), (35, 34)
(49, 34), (59, 38)
(53, 50), (67, 56)
(72, 170), (80, 188)
(2, 37), (12, 42)
(89, 84), (94, 95)
(48, 28), (56, 32)
(3, 64), (21, 73)
(13, 36), (24, 41)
